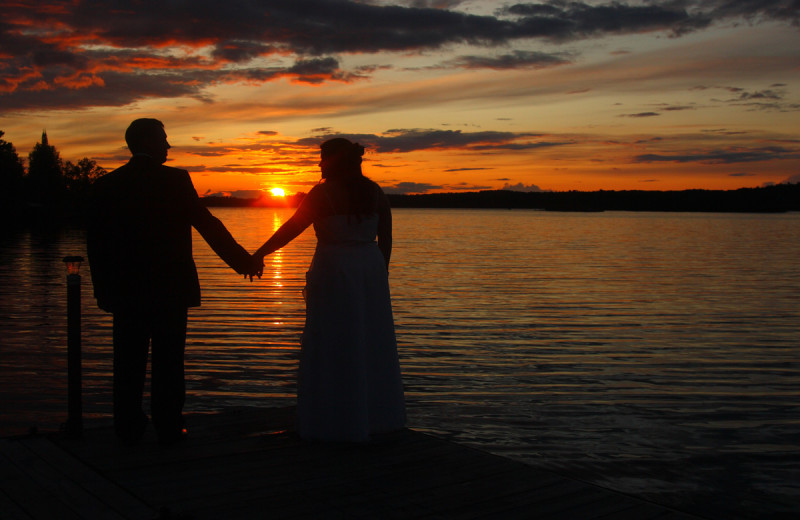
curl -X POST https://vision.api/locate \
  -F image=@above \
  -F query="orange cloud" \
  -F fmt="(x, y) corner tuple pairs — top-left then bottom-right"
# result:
(53, 72), (105, 89)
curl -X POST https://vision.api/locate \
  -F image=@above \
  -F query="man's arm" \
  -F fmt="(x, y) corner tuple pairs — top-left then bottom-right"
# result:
(85, 181), (116, 311)
(184, 173), (251, 274)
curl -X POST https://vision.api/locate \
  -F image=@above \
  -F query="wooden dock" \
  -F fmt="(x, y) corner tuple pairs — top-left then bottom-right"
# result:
(1, 407), (704, 519)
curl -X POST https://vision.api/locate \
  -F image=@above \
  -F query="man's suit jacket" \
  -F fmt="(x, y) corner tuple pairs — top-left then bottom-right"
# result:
(87, 155), (250, 313)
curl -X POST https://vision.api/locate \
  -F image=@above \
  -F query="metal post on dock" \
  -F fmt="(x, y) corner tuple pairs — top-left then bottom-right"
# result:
(63, 255), (84, 437)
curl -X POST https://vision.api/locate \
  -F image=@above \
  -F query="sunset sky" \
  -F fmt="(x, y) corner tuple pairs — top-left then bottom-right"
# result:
(2, 0), (799, 196)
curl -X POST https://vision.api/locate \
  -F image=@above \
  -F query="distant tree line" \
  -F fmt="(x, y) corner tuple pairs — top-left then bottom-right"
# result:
(1, 130), (106, 223)
(203, 183), (799, 213)
(386, 184), (800, 213)
(202, 183), (799, 213)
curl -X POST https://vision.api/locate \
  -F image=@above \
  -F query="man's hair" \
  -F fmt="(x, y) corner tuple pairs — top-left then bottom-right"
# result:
(125, 118), (164, 153)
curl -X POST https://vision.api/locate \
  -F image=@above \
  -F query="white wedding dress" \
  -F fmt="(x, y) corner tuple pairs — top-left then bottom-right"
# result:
(296, 210), (406, 442)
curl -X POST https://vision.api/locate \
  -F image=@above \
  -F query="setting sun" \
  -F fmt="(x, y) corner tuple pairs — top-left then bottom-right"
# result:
(269, 187), (286, 197)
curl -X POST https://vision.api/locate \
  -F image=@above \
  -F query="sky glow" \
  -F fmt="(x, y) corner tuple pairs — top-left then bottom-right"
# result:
(1, 0), (799, 195)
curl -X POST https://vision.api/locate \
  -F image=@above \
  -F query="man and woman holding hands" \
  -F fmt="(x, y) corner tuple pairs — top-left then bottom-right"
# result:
(87, 118), (405, 446)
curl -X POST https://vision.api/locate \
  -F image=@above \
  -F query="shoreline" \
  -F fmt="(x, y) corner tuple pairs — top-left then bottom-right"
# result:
(199, 183), (800, 213)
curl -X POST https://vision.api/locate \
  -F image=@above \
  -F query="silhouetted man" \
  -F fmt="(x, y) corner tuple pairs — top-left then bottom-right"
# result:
(87, 118), (251, 446)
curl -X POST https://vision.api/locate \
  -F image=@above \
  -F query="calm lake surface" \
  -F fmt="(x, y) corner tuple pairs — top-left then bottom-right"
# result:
(1, 208), (798, 519)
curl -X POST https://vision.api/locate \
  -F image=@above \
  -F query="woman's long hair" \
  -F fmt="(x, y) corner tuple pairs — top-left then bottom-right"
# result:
(320, 138), (376, 216)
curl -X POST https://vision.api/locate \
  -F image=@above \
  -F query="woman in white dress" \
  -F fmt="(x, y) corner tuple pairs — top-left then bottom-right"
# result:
(251, 138), (406, 442)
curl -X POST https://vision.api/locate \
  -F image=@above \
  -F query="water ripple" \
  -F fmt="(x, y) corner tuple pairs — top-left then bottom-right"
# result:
(2, 209), (799, 518)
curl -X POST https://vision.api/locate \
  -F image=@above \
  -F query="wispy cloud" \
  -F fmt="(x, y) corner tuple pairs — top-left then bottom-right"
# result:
(635, 146), (800, 164)
(621, 112), (661, 118)
(383, 181), (444, 194)
(297, 128), (560, 153)
(694, 85), (800, 112)
(501, 181), (544, 192)
(441, 50), (571, 70)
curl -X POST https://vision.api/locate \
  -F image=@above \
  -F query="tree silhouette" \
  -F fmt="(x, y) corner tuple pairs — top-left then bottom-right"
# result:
(2, 130), (109, 222)
(64, 157), (106, 206)
(25, 130), (66, 208)
(0, 130), (25, 215)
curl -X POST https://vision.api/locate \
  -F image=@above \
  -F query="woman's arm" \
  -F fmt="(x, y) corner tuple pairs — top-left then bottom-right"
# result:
(254, 187), (320, 258)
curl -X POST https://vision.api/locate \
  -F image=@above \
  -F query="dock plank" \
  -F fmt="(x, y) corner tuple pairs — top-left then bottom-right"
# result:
(5, 407), (705, 520)
(1, 438), (152, 520)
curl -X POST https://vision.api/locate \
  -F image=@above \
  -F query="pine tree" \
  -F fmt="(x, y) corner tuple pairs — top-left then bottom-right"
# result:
(25, 130), (66, 208)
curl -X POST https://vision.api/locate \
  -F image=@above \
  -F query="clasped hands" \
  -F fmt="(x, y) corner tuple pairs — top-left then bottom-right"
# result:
(243, 253), (265, 282)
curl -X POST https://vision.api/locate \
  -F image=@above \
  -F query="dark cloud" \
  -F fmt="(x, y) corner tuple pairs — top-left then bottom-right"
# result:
(180, 139), (297, 161)
(621, 112), (661, 118)
(472, 141), (574, 151)
(719, 87), (797, 111)
(0, 57), (359, 111)
(383, 181), (443, 194)
(406, 1), (468, 9)
(190, 163), (296, 175)
(701, 128), (749, 135)
(704, 0), (800, 24)
(504, 0), (799, 40)
(381, 180), (491, 194)
(211, 41), (276, 63)
(377, 129), (524, 152)
(446, 182), (494, 191)
(55, 0), (514, 55)
(0, 70), (213, 112)
(298, 128), (567, 153)
(736, 89), (783, 101)
(443, 50), (571, 70)
(501, 182), (543, 192)
(635, 146), (800, 164)
(287, 57), (365, 84)
(3, 0), (796, 112)
(203, 189), (264, 198)
(186, 150), (233, 158)
(693, 84), (800, 112)
(170, 129), (574, 175)
(502, 2), (712, 39)
(661, 105), (696, 111)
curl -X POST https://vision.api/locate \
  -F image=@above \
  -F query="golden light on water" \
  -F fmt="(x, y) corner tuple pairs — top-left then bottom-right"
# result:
(270, 212), (284, 288)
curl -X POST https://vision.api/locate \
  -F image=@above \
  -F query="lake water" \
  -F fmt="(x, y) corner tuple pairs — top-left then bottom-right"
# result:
(1, 208), (798, 519)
